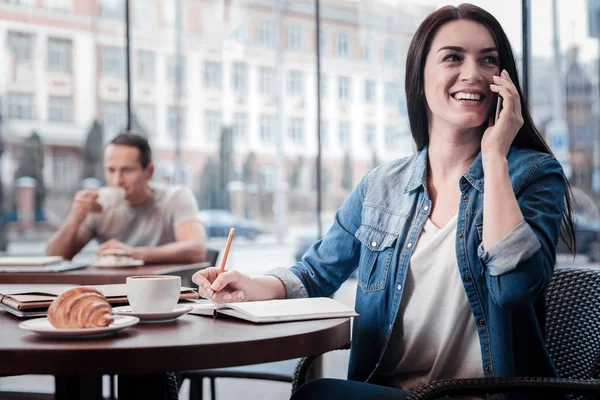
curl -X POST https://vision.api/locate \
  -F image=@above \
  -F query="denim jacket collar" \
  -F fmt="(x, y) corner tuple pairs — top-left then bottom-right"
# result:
(404, 146), (486, 194)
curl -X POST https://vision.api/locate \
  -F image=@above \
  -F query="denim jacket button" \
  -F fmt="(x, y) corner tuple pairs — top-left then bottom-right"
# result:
(478, 319), (485, 326)
(423, 205), (429, 211)
(463, 196), (469, 201)
(407, 242), (413, 248)
(397, 284), (402, 290)
(465, 275), (472, 283)
(371, 241), (377, 248)
(458, 233), (464, 239)
(484, 364), (491, 372)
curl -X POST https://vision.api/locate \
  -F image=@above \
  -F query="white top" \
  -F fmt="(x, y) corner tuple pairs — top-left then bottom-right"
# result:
(80, 183), (200, 247)
(379, 214), (484, 392)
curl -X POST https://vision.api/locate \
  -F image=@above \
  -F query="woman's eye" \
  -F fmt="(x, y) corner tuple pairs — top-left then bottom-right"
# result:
(482, 56), (498, 64)
(443, 54), (461, 62)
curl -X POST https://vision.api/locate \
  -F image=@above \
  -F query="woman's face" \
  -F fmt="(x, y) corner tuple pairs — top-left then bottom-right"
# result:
(423, 19), (500, 132)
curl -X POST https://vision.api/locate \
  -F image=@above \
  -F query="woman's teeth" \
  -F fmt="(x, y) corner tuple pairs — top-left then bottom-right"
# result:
(453, 92), (483, 101)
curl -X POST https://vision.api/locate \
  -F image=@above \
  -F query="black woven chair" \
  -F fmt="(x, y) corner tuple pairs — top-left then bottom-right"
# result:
(292, 267), (600, 399)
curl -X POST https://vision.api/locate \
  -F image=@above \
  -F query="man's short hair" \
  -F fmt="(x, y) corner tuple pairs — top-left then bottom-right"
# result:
(109, 132), (152, 168)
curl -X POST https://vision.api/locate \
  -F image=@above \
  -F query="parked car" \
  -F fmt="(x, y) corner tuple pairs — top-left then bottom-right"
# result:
(557, 212), (600, 262)
(197, 209), (262, 240)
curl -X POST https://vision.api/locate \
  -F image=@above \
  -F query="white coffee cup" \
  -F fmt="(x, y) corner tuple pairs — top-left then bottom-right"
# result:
(126, 275), (181, 313)
(97, 187), (125, 209)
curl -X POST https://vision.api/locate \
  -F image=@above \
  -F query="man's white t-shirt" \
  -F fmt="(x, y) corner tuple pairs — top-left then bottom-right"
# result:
(80, 183), (201, 247)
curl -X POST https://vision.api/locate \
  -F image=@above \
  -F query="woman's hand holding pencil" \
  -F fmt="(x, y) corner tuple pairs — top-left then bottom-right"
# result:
(192, 227), (287, 303)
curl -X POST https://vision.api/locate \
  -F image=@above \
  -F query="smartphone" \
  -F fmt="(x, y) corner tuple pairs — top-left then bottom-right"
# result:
(494, 95), (503, 123)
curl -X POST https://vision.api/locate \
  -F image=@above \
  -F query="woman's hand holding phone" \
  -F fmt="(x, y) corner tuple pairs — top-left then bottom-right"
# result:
(481, 69), (524, 158)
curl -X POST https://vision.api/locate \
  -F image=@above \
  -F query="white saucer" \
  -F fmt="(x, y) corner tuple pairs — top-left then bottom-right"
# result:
(112, 305), (193, 324)
(92, 260), (145, 268)
(19, 315), (140, 338)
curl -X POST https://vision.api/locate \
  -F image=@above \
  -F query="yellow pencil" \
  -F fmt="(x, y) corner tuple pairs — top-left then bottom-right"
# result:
(218, 228), (235, 275)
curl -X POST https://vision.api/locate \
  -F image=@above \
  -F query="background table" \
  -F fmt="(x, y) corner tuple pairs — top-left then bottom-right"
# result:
(0, 262), (201, 285)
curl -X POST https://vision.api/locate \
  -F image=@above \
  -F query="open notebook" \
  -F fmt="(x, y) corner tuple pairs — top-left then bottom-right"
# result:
(189, 297), (358, 323)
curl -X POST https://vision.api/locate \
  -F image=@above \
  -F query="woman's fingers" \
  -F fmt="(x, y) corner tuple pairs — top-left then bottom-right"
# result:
(212, 289), (246, 303)
(192, 267), (219, 298)
(492, 70), (522, 114)
(210, 270), (243, 292)
(489, 84), (514, 120)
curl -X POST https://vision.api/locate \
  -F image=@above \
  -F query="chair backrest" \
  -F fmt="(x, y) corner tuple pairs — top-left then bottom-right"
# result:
(205, 248), (219, 267)
(545, 267), (600, 380)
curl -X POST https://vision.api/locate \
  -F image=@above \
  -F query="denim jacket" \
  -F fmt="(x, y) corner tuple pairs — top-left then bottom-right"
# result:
(269, 146), (566, 397)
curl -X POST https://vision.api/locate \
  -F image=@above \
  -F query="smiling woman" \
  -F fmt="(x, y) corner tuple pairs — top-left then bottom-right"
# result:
(189, 4), (577, 400)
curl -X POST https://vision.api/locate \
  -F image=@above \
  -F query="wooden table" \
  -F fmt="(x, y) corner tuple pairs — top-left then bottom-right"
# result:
(0, 310), (351, 399)
(0, 262), (202, 285)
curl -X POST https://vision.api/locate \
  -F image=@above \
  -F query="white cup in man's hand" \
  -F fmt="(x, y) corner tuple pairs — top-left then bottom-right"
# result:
(126, 275), (181, 313)
(97, 187), (125, 209)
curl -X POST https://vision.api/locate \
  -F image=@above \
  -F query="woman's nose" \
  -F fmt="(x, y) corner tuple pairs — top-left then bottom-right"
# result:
(460, 60), (483, 83)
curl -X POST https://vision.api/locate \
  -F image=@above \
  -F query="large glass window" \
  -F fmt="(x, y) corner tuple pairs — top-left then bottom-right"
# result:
(7, 31), (32, 64)
(48, 96), (72, 122)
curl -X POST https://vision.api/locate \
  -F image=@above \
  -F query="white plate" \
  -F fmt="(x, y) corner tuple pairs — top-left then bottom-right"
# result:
(92, 260), (145, 268)
(112, 305), (193, 324)
(19, 315), (140, 338)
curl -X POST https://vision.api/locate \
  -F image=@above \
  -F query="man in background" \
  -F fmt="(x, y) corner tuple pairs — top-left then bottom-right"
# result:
(46, 132), (206, 263)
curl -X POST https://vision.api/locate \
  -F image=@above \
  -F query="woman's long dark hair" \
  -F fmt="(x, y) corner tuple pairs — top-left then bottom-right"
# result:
(405, 3), (576, 254)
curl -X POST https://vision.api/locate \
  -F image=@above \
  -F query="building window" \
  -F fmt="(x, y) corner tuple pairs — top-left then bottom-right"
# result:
(320, 121), (328, 147)
(204, 61), (222, 89)
(47, 38), (71, 72)
(233, 113), (248, 140)
(135, 104), (156, 135)
(136, 51), (155, 82)
(99, 0), (124, 20)
(385, 83), (399, 107)
(288, 25), (303, 50)
(365, 80), (376, 104)
(384, 126), (399, 148)
(232, 62), (248, 95)
(338, 122), (350, 147)
(102, 102), (126, 135)
(205, 110), (222, 141)
(289, 118), (304, 144)
(230, 25), (248, 44)
(101, 46), (125, 77)
(320, 75), (327, 99)
(287, 71), (304, 98)
(384, 39), (396, 64)
(7, 31), (32, 65)
(337, 32), (349, 57)
(7, 93), (34, 120)
(47, 0), (71, 10)
(48, 96), (72, 122)
(318, 29), (326, 52)
(365, 124), (376, 148)
(167, 55), (185, 85)
(52, 154), (73, 188)
(259, 20), (277, 48)
(134, 0), (156, 28)
(338, 76), (351, 102)
(6, 0), (35, 5)
(163, 0), (176, 27)
(168, 107), (185, 138)
(259, 67), (276, 96)
(363, 36), (375, 62)
(260, 115), (275, 142)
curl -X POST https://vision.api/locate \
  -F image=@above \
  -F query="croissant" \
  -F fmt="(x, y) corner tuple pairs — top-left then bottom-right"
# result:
(47, 287), (114, 329)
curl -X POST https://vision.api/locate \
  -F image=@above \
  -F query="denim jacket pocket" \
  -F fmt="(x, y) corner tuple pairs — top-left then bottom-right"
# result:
(355, 225), (398, 292)
(476, 222), (483, 241)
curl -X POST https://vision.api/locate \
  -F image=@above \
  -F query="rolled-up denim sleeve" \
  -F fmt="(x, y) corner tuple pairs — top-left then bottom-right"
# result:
(478, 220), (541, 276)
(484, 157), (566, 310)
(265, 267), (308, 299)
